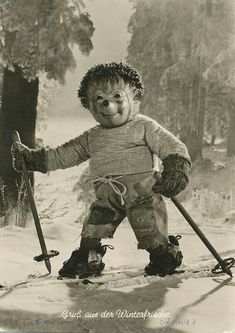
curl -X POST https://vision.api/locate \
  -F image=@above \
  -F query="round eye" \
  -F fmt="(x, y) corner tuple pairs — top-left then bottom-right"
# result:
(114, 93), (122, 99)
(96, 95), (103, 101)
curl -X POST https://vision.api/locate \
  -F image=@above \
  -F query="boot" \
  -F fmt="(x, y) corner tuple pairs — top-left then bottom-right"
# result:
(58, 244), (113, 278)
(145, 235), (183, 277)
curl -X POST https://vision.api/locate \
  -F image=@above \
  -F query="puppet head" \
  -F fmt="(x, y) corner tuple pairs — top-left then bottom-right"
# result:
(78, 62), (144, 128)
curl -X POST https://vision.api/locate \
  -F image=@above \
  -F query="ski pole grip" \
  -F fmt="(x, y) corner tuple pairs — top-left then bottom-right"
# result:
(12, 130), (21, 143)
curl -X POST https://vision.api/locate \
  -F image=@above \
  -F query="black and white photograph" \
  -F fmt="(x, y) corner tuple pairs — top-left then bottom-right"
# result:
(0, 0), (235, 332)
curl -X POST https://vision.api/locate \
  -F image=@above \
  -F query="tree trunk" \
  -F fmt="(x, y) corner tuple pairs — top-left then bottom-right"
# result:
(191, 73), (200, 128)
(227, 92), (235, 157)
(183, 56), (207, 162)
(181, 128), (199, 162)
(0, 66), (39, 226)
(196, 85), (206, 159)
(181, 76), (202, 162)
(210, 134), (216, 146)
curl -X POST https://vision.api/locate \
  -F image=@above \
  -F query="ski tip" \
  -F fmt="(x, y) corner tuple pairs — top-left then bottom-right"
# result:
(45, 260), (51, 274)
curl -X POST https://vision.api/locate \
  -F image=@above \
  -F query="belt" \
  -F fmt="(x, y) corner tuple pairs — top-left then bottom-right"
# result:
(93, 176), (127, 205)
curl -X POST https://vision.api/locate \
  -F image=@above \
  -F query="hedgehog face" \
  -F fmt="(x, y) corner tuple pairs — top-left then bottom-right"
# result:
(88, 81), (140, 128)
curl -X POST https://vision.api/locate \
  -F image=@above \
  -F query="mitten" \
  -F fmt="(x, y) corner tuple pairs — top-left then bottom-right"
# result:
(152, 154), (191, 198)
(11, 142), (47, 173)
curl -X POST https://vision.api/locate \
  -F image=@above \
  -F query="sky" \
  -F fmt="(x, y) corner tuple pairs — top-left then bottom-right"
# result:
(50, 0), (133, 116)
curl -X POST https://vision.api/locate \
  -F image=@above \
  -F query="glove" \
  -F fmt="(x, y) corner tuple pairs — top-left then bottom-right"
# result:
(11, 142), (47, 173)
(152, 154), (191, 198)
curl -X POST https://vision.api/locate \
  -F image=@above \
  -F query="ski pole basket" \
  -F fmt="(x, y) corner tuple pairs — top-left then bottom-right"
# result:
(211, 257), (235, 275)
(34, 250), (60, 262)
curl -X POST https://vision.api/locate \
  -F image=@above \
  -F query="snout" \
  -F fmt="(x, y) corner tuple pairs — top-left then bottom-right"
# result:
(101, 101), (117, 116)
(103, 100), (110, 107)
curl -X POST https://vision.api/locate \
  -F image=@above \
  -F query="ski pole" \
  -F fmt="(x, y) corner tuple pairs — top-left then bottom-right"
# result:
(12, 131), (59, 274)
(171, 197), (234, 277)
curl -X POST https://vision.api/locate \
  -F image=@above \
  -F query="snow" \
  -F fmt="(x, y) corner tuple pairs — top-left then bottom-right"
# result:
(1, 115), (235, 333)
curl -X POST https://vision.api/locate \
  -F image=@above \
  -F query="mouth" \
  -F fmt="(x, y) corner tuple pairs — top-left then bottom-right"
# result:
(102, 113), (117, 119)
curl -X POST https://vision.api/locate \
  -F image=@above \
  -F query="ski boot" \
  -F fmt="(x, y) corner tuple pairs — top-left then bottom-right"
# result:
(58, 243), (113, 279)
(145, 235), (183, 277)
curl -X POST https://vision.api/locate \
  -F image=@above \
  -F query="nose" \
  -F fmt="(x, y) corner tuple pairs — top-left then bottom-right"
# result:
(103, 100), (110, 107)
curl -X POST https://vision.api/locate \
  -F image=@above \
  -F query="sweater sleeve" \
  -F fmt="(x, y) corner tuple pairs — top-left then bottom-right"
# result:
(45, 131), (90, 171)
(144, 118), (191, 163)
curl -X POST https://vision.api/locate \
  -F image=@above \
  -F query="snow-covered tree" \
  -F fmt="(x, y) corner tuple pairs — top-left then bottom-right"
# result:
(0, 0), (94, 226)
(204, 44), (235, 155)
(127, 0), (235, 161)
(37, 74), (59, 136)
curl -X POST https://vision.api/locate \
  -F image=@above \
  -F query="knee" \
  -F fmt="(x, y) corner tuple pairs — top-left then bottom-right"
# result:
(129, 196), (155, 228)
(80, 237), (101, 250)
(128, 197), (168, 249)
(89, 205), (116, 225)
(129, 198), (156, 244)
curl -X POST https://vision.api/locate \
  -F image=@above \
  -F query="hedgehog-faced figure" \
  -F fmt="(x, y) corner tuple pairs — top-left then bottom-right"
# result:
(11, 61), (191, 280)
(78, 62), (144, 128)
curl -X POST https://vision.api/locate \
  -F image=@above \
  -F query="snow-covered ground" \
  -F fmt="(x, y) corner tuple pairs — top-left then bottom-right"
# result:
(0, 115), (235, 333)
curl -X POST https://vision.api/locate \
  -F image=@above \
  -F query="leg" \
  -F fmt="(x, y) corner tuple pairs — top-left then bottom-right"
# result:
(127, 194), (169, 249)
(124, 172), (169, 249)
(124, 172), (183, 276)
(58, 182), (125, 278)
(81, 181), (126, 239)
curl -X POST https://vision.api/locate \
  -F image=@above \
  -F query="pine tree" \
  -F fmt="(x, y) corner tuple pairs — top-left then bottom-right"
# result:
(0, 0), (94, 226)
(204, 42), (235, 156)
(127, 0), (235, 161)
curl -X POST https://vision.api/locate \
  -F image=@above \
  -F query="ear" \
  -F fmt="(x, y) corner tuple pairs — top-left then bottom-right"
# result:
(133, 88), (142, 101)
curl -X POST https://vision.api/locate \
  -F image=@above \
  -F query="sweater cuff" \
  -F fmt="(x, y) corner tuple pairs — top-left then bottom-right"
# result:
(28, 148), (47, 173)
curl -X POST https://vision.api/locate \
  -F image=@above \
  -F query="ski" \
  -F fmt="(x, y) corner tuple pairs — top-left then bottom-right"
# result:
(1, 259), (233, 292)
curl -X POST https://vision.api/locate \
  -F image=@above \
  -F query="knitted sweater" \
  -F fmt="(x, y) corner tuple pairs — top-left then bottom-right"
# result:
(45, 114), (191, 177)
